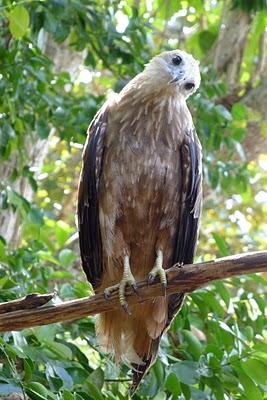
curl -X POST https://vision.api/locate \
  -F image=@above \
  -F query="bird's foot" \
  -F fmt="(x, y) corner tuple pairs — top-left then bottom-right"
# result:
(147, 249), (167, 295)
(103, 256), (138, 314)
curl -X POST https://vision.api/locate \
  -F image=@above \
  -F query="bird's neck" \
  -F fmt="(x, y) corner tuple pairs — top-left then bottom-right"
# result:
(113, 77), (193, 142)
(119, 71), (181, 104)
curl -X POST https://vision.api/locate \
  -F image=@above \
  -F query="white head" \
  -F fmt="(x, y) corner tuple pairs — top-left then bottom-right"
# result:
(144, 50), (201, 99)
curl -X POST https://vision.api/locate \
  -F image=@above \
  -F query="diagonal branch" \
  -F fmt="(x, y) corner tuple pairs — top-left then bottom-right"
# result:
(0, 251), (266, 332)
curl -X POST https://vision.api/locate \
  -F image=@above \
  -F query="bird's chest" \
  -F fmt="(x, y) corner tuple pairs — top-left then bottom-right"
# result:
(102, 123), (182, 214)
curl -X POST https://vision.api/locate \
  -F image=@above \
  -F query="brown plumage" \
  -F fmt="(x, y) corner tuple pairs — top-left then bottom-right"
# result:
(77, 50), (202, 393)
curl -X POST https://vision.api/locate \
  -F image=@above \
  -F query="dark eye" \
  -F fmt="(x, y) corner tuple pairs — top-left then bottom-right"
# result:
(184, 82), (195, 90)
(172, 55), (182, 65)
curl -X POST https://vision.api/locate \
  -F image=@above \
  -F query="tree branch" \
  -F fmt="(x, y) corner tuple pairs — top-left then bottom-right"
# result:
(0, 251), (266, 332)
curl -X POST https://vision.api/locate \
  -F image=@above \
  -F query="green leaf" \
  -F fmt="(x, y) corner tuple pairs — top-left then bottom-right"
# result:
(201, 291), (225, 317)
(153, 359), (165, 385)
(59, 249), (76, 267)
(63, 389), (75, 400)
(232, 103), (247, 120)
(232, 128), (246, 141)
(180, 382), (191, 400)
(67, 367), (89, 385)
(238, 371), (262, 400)
(23, 358), (33, 382)
(53, 366), (73, 389)
(191, 387), (208, 400)
(218, 321), (235, 335)
(89, 368), (104, 390)
(26, 382), (48, 400)
(0, 275), (17, 289)
(8, 6), (30, 39)
(205, 376), (224, 400)
(55, 220), (72, 246)
(214, 281), (230, 308)
(73, 281), (91, 298)
(34, 325), (58, 342)
(212, 232), (229, 256)
(165, 372), (181, 396)
(181, 329), (203, 359)
(46, 341), (73, 360)
(172, 361), (199, 385)
(0, 238), (6, 262)
(153, 392), (166, 400)
(241, 358), (267, 384)
(84, 380), (104, 400)
(28, 207), (44, 226)
(37, 119), (50, 139)
(215, 104), (232, 121)
(7, 188), (30, 214)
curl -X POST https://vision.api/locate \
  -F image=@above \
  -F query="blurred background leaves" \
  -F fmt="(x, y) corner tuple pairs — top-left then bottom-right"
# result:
(0, 0), (266, 398)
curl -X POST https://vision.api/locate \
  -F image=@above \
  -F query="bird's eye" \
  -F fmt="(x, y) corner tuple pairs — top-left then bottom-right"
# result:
(184, 82), (195, 90)
(172, 55), (182, 65)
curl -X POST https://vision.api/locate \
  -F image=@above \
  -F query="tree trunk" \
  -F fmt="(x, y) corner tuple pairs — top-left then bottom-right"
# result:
(213, 4), (252, 86)
(241, 77), (267, 161)
(212, 3), (267, 160)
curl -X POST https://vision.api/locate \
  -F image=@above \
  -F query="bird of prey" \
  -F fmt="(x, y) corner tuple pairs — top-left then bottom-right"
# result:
(77, 50), (202, 393)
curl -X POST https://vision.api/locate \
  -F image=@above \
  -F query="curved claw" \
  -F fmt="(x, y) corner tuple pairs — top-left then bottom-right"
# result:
(122, 302), (131, 315)
(103, 283), (119, 301)
(104, 291), (111, 301)
(131, 283), (141, 298)
(147, 273), (155, 285)
(103, 256), (138, 310)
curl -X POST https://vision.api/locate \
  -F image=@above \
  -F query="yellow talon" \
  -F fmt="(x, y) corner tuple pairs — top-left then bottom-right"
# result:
(103, 256), (138, 313)
(147, 250), (167, 294)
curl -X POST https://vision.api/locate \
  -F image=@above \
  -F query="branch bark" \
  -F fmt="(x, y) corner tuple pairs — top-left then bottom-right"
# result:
(0, 251), (266, 332)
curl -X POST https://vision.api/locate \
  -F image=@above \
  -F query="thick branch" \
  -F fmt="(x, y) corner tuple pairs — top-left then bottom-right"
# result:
(0, 251), (266, 332)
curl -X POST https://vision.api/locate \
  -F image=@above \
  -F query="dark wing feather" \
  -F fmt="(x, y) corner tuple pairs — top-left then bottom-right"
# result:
(77, 103), (109, 289)
(130, 338), (160, 396)
(168, 128), (202, 324)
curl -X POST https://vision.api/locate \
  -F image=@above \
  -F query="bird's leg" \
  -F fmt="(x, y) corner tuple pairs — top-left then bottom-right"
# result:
(147, 249), (167, 295)
(104, 255), (138, 313)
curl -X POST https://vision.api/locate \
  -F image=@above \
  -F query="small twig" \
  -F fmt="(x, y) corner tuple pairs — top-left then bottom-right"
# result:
(0, 251), (266, 332)
(0, 292), (55, 315)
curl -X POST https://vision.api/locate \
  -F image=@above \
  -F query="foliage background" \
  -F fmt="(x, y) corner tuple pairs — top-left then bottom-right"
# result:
(0, 0), (267, 399)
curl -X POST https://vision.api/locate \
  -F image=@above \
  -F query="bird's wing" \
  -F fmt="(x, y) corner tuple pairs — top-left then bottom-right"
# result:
(168, 127), (202, 324)
(77, 101), (110, 289)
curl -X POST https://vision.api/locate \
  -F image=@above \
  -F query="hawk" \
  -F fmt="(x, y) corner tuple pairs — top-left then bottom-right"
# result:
(77, 50), (202, 393)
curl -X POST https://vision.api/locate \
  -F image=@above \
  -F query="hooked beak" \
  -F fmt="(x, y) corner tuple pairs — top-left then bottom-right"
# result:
(168, 76), (180, 84)
(168, 76), (196, 91)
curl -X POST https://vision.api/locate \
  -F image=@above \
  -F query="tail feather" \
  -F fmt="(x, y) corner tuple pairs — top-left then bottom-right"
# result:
(96, 293), (185, 394)
(129, 337), (160, 396)
(130, 293), (185, 394)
